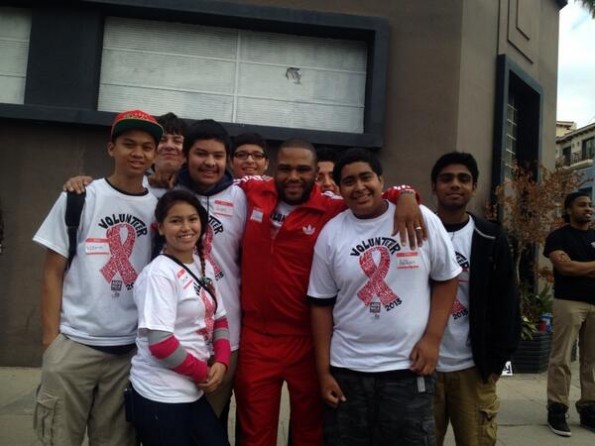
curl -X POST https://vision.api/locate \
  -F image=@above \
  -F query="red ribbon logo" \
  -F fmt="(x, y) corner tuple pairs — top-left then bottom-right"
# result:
(451, 298), (465, 315)
(358, 247), (397, 305)
(203, 226), (223, 278)
(451, 298), (469, 320)
(197, 287), (216, 342)
(100, 224), (137, 289)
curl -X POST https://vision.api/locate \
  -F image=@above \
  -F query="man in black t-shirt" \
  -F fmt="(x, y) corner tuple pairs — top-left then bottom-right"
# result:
(543, 191), (595, 437)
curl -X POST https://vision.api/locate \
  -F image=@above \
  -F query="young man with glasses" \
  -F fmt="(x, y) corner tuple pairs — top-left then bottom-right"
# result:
(230, 132), (269, 178)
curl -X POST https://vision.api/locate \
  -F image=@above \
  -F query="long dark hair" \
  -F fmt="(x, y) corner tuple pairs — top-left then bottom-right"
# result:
(152, 190), (212, 290)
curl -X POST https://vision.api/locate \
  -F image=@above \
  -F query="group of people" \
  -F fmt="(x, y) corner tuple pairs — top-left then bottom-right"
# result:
(31, 107), (594, 446)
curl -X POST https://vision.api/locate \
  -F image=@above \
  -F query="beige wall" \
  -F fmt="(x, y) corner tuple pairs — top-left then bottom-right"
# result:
(538, 0), (563, 170)
(0, 123), (109, 365)
(455, 0), (500, 214)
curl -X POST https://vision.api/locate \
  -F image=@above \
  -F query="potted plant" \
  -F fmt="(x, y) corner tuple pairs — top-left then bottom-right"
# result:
(487, 162), (583, 372)
(512, 277), (554, 372)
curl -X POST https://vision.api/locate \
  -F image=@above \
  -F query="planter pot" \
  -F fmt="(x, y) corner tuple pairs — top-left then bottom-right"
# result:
(511, 331), (551, 373)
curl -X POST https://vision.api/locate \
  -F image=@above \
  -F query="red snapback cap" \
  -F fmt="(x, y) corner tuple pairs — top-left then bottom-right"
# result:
(111, 109), (163, 142)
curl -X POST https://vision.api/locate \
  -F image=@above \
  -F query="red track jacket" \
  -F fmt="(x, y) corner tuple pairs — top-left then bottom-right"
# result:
(238, 179), (409, 337)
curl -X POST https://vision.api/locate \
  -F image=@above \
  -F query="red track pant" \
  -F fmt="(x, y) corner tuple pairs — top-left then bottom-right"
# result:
(234, 328), (323, 446)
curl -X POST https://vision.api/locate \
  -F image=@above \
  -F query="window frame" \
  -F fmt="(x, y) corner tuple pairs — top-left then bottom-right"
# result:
(0, 6), (32, 105)
(582, 137), (595, 161)
(0, 0), (390, 149)
(562, 146), (571, 166)
(492, 54), (543, 190)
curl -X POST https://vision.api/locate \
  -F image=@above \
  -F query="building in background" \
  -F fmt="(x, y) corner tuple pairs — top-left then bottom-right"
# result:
(556, 120), (595, 198)
(0, 0), (567, 365)
(556, 120), (577, 137)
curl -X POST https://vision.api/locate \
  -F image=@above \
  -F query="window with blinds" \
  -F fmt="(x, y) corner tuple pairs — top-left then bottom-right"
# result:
(0, 7), (31, 105)
(504, 94), (518, 180)
(98, 17), (367, 133)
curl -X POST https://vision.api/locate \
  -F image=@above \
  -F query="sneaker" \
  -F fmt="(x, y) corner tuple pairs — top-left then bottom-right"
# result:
(548, 403), (572, 437)
(578, 404), (595, 432)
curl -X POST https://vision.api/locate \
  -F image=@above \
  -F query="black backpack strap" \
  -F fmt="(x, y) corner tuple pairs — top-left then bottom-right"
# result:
(65, 191), (86, 269)
(161, 254), (217, 310)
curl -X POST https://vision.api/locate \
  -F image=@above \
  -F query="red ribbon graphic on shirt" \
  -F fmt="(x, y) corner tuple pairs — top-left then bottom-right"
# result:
(357, 247), (397, 305)
(197, 287), (216, 342)
(451, 298), (469, 319)
(100, 223), (137, 288)
(203, 226), (223, 278)
(451, 298), (465, 315)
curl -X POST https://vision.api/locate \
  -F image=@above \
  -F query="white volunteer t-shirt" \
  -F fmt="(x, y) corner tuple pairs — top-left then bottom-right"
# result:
(130, 254), (226, 403)
(142, 175), (168, 199)
(308, 203), (461, 372)
(437, 217), (475, 372)
(33, 179), (157, 346)
(177, 183), (247, 351)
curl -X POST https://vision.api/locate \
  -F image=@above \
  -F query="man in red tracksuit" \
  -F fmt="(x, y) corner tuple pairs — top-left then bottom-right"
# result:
(234, 138), (421, 446)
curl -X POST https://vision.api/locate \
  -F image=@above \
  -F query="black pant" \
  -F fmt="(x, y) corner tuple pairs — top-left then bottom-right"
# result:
(131, 386), (229, 446)
(324, 368), (436, 446)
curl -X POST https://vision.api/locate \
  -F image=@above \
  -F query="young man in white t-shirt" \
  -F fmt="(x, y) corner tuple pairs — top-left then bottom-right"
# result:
(308, 148), (461, 445)
(33, 110), (162, 446)
(431, 152), (520, 445)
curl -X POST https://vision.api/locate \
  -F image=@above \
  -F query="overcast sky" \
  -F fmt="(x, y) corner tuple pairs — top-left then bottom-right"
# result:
(557, 2), (595, 127)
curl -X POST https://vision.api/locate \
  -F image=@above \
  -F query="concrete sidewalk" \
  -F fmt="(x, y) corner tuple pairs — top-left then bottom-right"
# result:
(0, 361), (592, 445)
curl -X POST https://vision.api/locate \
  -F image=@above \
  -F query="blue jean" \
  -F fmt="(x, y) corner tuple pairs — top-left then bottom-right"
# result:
(131, 385), (229, 446)
(324, 367), (436, 446)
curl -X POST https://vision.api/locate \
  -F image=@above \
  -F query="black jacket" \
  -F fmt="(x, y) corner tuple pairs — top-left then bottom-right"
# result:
(467, 214), (521, 382)
(176, 164), (234, 197)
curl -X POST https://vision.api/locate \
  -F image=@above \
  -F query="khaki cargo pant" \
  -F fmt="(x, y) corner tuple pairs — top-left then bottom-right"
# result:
(434, 366), (500, 446)
(33, 334), (136, 446)
(547, 298), (595, 409)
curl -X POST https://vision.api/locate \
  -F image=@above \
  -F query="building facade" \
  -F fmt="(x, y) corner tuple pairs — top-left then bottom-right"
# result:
(556, 121), (595, 198)
(0, 0), (566, 365)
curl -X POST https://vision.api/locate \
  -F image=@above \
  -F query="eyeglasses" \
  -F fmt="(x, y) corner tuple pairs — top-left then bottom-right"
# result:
(233, 151), (267, 160)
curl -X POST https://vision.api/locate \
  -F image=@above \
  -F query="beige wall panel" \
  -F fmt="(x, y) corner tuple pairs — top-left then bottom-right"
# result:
(236, 97), (363, 132)
(537, 0), (561, 170)
(455, 0), (500, 214)
(240, 30), (367, 71)
(0, 7), (30, 105)
(507, 0), (539, 62)
(0, 123), (110, 365)
(104, 17), (239, 59)
(99, 84), (236, 122)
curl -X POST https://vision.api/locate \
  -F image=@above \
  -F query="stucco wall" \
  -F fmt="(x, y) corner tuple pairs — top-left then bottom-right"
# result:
(0, 122), (109, 365)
